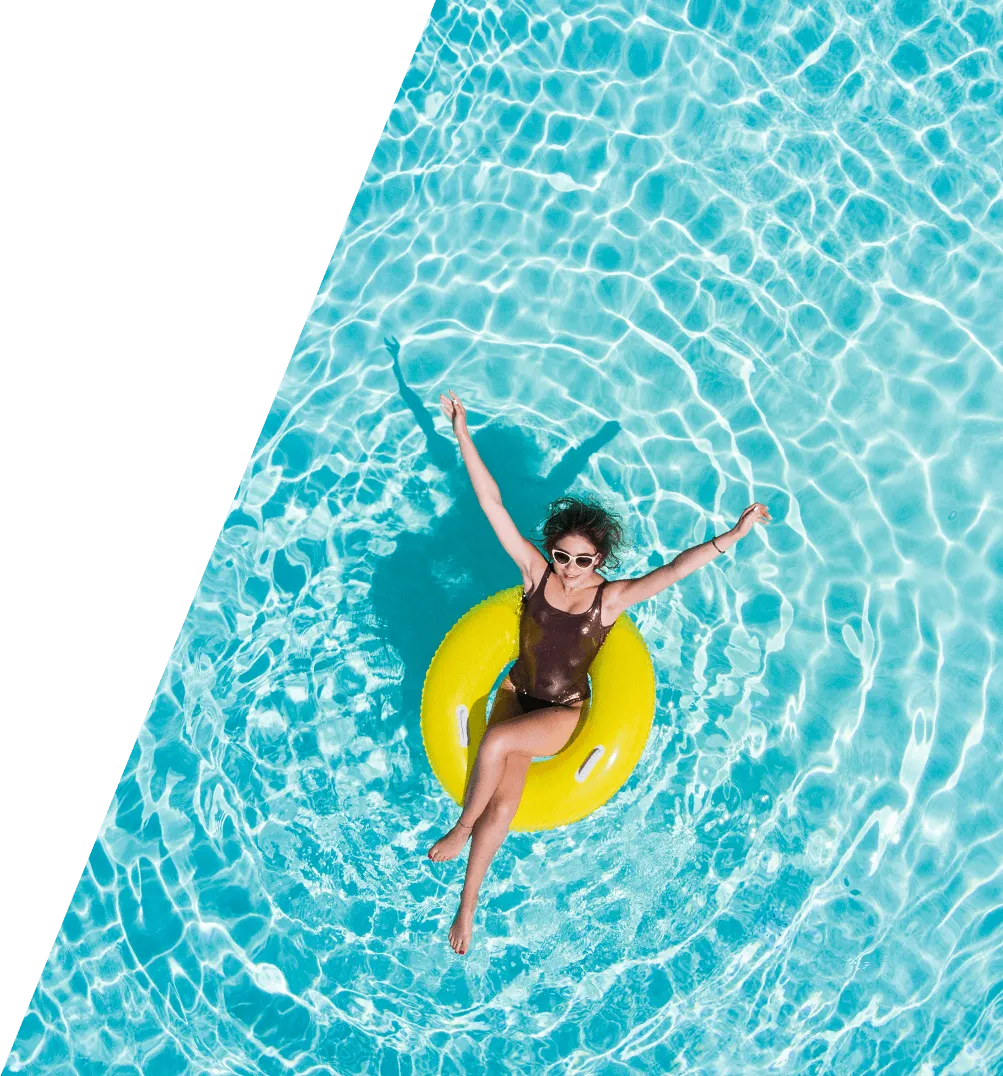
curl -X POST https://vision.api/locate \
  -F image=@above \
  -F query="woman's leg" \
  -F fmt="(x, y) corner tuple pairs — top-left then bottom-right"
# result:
(456, 702), (579, 824)
(448, 750), (532, 955)
(428, 678), (522, 863)
(427, 681), (582, 862)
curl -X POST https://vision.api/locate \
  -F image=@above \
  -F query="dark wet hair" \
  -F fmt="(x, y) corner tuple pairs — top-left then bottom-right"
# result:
(536, 494), (628, 573)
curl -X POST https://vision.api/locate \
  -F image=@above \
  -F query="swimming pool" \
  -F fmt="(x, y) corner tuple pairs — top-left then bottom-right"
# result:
(7, 0), (1003, 1072)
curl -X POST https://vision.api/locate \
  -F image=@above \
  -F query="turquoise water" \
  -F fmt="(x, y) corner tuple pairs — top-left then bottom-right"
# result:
(8, 0), (1003, 1072)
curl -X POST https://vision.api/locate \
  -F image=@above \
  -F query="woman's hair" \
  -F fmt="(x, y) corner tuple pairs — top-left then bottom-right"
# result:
(537, 494), (628, 572)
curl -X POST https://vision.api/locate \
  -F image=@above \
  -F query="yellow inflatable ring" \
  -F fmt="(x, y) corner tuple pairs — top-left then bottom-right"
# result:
(420, 585), (656, 831)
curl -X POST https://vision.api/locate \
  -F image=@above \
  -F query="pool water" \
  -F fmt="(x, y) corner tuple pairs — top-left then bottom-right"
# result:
(8, 0), (1003, 1072)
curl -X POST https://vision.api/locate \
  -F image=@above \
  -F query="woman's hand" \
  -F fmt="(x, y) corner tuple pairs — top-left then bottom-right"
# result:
(731, 502), (772, 539)
(439, 390), (470, 441)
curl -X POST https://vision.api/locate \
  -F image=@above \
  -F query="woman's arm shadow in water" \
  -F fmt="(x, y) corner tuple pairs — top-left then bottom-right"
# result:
(372, 335), (621, 719)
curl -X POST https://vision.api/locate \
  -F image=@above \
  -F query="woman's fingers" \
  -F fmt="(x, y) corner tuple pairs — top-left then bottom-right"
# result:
(439, 390), (468, 437)
(736, 502), (771, 535)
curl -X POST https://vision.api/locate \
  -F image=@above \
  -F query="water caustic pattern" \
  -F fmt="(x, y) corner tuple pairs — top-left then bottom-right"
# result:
(8, 0), (1003, 1072)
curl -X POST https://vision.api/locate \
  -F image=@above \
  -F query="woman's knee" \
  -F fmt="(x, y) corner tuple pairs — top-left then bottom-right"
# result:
(482, 794), (519, 829)
(479, 724), (513, 758)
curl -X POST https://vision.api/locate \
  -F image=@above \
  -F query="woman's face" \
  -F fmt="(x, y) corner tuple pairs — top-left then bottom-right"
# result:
(552, 533), (601, 584)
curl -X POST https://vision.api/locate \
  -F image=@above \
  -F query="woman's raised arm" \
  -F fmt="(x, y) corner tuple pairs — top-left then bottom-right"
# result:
(439, 391), (500, 501)
(607, 503), (772, 614)
(439, 390), (544, 579)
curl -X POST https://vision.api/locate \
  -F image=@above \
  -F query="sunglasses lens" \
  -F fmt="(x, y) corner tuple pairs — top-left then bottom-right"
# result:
(553, 550), (569, 564)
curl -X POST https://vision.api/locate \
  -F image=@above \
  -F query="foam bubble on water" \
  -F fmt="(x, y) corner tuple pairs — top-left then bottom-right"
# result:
(546, 171), (581, 192)
(423, 91), (446, 120)
(250, 962), (289, 994)
(241, 464), (282, 508)
(248, 707), (287, 732)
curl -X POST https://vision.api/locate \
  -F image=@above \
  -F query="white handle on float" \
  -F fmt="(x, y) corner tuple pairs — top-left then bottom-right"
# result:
(456, 704), (469, 748)
(575, 744), (604, 782)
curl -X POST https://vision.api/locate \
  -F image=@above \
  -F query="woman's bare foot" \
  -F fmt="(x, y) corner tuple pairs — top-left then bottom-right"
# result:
(427, 820), (473, 862)
(449, 907), (474, 955)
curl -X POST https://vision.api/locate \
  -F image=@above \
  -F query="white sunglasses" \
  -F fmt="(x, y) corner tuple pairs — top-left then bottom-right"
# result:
(552, 547), (600, 568)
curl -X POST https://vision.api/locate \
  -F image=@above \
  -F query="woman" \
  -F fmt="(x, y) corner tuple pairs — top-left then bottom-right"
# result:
(427, 391), (771, 954)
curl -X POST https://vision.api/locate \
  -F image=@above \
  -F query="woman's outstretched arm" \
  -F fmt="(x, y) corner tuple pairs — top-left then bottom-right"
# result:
(608, 502), (772, 614)
(439, 390), (501, 502)
(438, 390), (544, 579)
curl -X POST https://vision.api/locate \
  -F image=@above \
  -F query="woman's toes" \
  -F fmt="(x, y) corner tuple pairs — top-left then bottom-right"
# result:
(449, 911), (473, 955)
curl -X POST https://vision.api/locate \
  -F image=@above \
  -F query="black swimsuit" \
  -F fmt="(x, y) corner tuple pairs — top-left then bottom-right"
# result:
(508, 561), (613, 711)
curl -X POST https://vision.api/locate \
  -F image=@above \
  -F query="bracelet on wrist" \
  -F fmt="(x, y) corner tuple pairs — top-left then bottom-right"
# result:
(711, 535), (724, 554)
